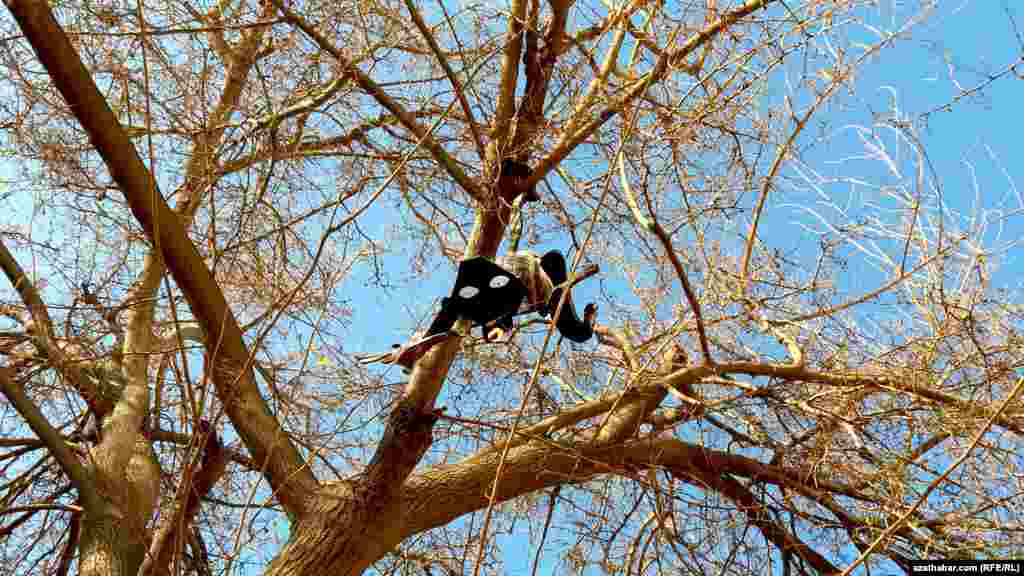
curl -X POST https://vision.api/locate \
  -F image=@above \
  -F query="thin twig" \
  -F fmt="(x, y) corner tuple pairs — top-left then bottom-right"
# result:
(268, 0), (487, 203)
(530, 486), (560, 576)
(0, 369), (93, 505)
(617, 152), (712, 364)
(740, 64), (850, 295)
(402, 0), (486, 159)
(524, 0), (776, 193)
(0, 238), (101, 412)
(776, 237), (963, 325)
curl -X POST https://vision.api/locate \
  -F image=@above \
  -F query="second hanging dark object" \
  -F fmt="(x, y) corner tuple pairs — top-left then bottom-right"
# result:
(498, 159), (540, 203)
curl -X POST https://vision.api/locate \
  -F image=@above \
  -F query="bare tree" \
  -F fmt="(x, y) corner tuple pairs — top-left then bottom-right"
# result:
(0, 0), (1021, 574)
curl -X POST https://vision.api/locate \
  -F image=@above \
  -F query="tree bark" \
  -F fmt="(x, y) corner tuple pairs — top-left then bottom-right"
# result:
(78, 512), (148, 576)
(266, 404), (439, 575)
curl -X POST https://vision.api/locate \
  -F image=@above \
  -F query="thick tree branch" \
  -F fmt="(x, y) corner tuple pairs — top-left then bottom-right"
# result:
(660, 361), (1024, 436)
(402, 436), (868, 540)
(489, 0), (528, 161)
(89, 255), (160, 486)
(594, 342), (687, 444)
(141, 422), (228, 576)
(0, 237), (104, 414)
(702, 473), (839, 574)
(618, 153), (712, 363)
(474, 383), (665, 458)
(0, 368), (95, 507)
(4, 0), (317, 517)
(512, 0), (573, 149)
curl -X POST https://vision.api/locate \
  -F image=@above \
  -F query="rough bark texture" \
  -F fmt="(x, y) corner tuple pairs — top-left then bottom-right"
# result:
(140, 424), (227, 576)
(266, 405), (439, 575)
(399, 436), (838, 575)
(78, 512), (148, 576)
(3, 2), (314, 573)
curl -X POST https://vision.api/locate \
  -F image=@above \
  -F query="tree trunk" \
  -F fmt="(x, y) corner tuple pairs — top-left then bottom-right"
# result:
(78, 511), (148, 576)
(266, 399), (438, 575)
(78, 433), (161, 576)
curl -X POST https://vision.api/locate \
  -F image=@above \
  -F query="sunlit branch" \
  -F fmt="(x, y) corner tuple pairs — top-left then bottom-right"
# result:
(269, 0), (487, 203)
(740, 64), (854, 296)
(489, 0), (528, 160)
(0, 368), (94, 506)
(0, 238), (103, 413)
(618, 152), (712, 364)
(704, 473), (839, 574)
(840, 375), (1024, 575)
(776, 237), (963, 324)
(527, 0), (776, 191)
(5, 0), (317, 516)
(402, 435), (874, 539)
(562, 0), (638, 137)
(660, 361), (1024, 436)
(402, 0), (486, 159)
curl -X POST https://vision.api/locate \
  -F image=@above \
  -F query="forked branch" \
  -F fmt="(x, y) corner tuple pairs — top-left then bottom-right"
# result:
(617, 153), (712, 364)
(5, 0), (316, 516)
(269, 0), (487, 203)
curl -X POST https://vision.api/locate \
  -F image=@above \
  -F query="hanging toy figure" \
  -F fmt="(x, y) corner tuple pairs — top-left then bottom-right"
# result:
(355, 250), (598, 372)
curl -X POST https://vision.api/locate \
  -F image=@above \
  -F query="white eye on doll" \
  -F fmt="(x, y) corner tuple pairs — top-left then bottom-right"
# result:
(458, 275), (509, 299)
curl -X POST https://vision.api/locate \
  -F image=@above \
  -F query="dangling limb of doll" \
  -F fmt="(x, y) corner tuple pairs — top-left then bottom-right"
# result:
(353, 331), (457, 373)
(538, 250), (599, 343)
